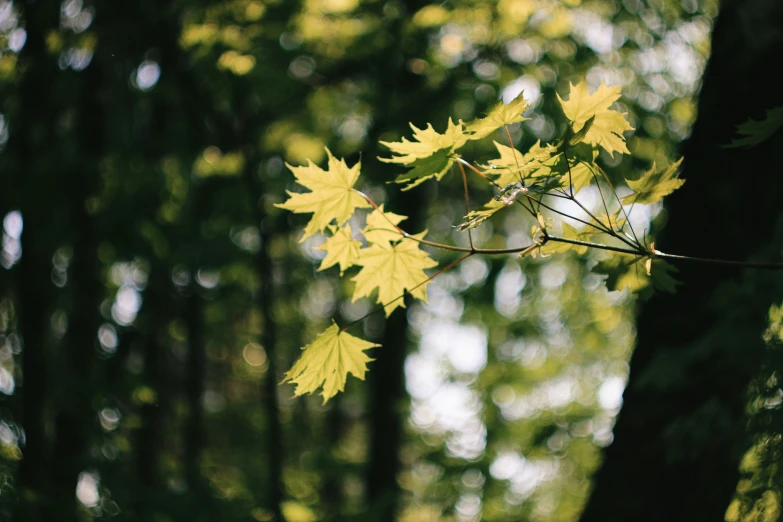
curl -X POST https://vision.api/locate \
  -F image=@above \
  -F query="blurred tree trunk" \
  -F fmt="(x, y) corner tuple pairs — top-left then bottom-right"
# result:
(580, 2), (783, 521)
(136, 267), (168, 520)
(244, 152), (285, 522)
(13, 4), (61, 517)
(50, 51), (106, 522)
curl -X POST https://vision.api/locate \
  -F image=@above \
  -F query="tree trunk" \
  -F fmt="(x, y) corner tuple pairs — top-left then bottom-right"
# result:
(580, 2), (783, 521)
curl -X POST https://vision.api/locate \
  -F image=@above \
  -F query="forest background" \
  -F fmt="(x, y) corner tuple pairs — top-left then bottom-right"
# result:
(1, 0), (783, 521)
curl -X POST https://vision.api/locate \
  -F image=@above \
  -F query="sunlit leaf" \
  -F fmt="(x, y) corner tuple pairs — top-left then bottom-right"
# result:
(379, 118), (467, 165)
(351, 232), (438, 316)
(621, 159), (684, 205)
(457, 199), (509, 232)
(557, 81), (634, 156)
(483, 141), (558, 188)
(316, 225), (361, 274)
(283, 322), (378, 403)
(466, 91), (532, 140)
(275, 148), (370, 241)
(362, 205), (406, 245)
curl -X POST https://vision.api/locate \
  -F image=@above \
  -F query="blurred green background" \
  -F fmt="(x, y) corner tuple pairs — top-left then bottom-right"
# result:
(2, 0), (783, 521)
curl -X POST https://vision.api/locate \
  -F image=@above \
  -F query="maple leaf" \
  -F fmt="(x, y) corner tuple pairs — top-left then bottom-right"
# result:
(392, 149), (454, 191)
(351, 233), (438, 316)
(591, 254), (678, 295)
(483, 141), (558, 188)
(465, 91), (532, 140)
(316, 225), (362, 275)
(457, 199), (508, 232)
(725, 106), (783, 149)
(380, 119), (467, 190)
(362, 205), (406, 245)
(380, 119), (467, 165)
(275, 149), (371, 241)
(283, 322), (379, 403)
(621, 159), (684, 205)
(550, 142), (598, 193)
(557, 81), (634, 156)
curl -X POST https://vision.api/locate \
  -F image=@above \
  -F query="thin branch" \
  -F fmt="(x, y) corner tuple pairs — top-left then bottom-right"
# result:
(457, 162), (474, 249)
(592, 162), (642, 247)
(563, 148), (575, 198)
(653, 251), (783, 270)
(547, 235), (645, 257)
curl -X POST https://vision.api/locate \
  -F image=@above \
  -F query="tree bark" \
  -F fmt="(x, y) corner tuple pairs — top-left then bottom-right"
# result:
(580, 2), (783, 521)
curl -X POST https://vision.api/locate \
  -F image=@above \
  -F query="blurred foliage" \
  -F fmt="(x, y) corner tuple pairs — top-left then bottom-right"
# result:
(5, 0), (774, 521)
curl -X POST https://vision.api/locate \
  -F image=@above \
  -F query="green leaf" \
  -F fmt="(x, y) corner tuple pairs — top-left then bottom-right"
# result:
(391, 149), (454, 191)
(649, 259), (679, 293)
(465, 91), (532, 140)
(316, 225), (362, 275)
(725, 106), (783, 149)
(275, 148), (371, 241)
(557, 81), (634, 156)
(591, 255), (678, 294)
(351, 232), (438, 316)
(621, 159), (684, 205)
(591, 254), (649, 293)
(550, 142), (599, 193)
(283, 322), (379, 403)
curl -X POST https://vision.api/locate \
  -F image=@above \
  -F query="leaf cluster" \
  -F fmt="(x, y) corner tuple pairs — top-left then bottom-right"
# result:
(276, 80), (687, 401)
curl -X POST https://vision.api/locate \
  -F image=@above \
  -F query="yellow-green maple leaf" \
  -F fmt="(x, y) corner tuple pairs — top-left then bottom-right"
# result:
(379, 118), (467, 165)
(621, 159), (684, 205)
(557, 81), (634, 156)
(275, 149), (371, 241)
(362, 205), (406, 245)
(484, 141), (558, 187)
(283, 322), (379, 403)
(351, 233), (438, 316)
(316, 225), (362, 274)
(457, 199), (509, 232)
(466, 91), (532, 140)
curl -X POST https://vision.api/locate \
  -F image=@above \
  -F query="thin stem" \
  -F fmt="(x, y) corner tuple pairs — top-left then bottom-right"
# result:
(341, 252), (475, 332)
(653, 251), (783, 270)
(563, 149), (574, 198)
(593, 162), (642, 247)
(355, 189), (545, 255)
(589, 165), (614, 232)
(525, 193), (601, 232)
(457, 157), (495, 184)
(457, 162), (474, 249)
(547, 235), (645, 257)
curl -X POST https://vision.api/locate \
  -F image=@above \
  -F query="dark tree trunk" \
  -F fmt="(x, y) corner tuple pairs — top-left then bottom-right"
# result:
(50, 56), (106, 522)
(186, 276), (206, 495)
(244, 156), (285, 522)
(13, 4), (61, 516)
(580, 2), (783, 521)
(135, 267), (168, 521)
